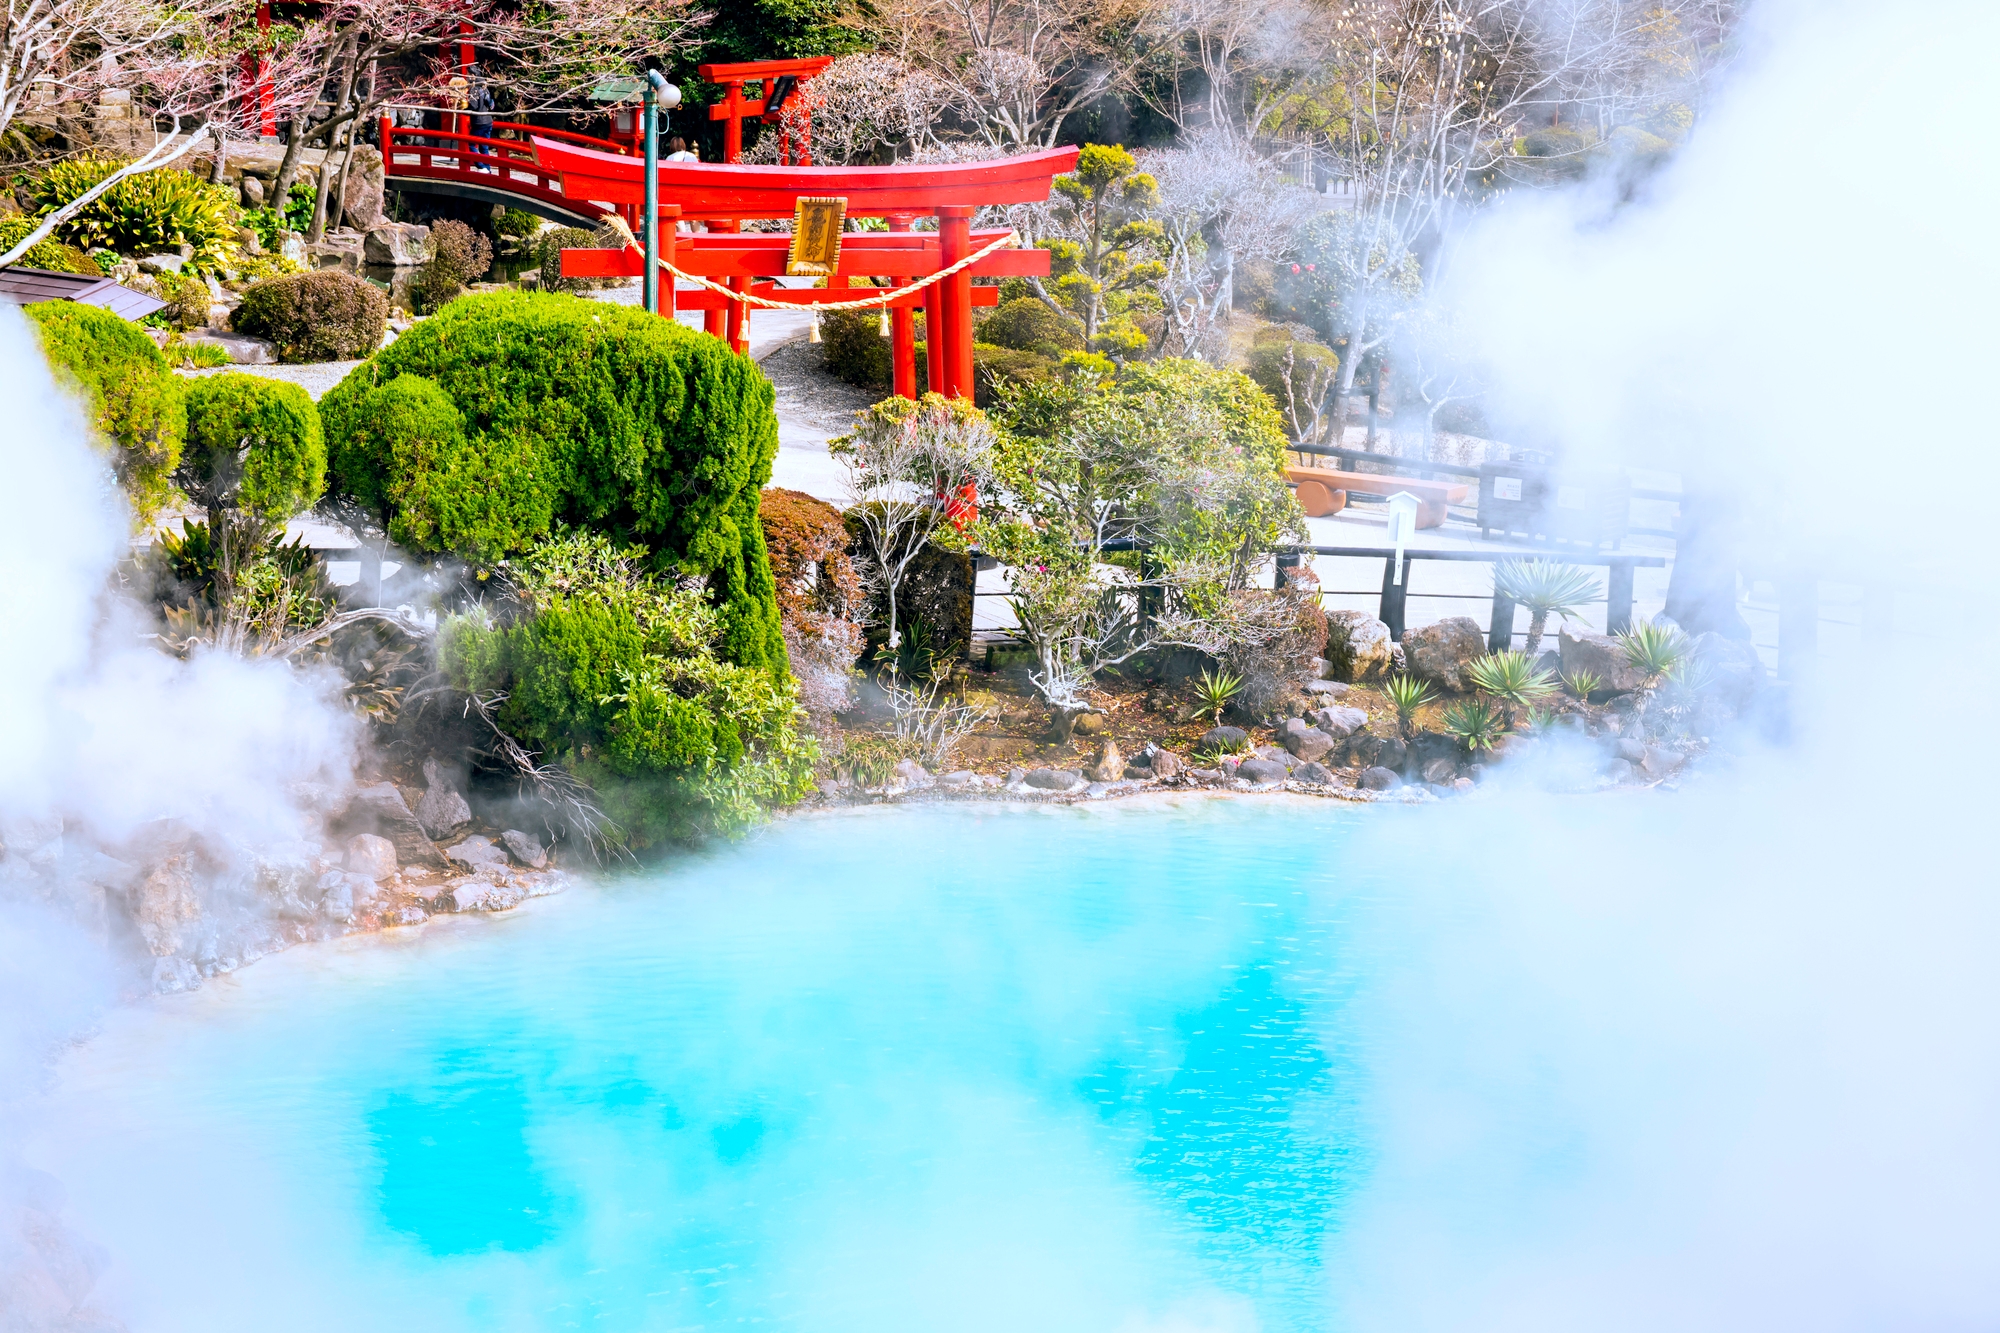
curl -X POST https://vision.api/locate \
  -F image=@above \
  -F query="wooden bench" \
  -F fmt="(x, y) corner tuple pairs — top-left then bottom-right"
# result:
(1284, 466), (1468, 528)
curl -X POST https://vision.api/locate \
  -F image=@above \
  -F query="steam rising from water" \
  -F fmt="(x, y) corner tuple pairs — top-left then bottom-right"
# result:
(1326, 0), (2000, 1327)
(0, 308), (356, 1318)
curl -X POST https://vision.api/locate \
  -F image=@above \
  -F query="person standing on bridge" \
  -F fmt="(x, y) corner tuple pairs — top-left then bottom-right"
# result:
(468, 67), (496, 166)
(665, 135), (698, 162)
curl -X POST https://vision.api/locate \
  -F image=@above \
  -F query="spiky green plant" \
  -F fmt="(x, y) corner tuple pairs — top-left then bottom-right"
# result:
(1441, 699), (1505, 753)
(1562, 667), (1604, 700)
(1382, 672), (1435, 741)
(1192, 667), (1243, 725)
(1464, 650), (1557, 728)
(31, 158), (241, 273)
(1618, 621), (1690, 682)
(1493, 559), (1602, 654)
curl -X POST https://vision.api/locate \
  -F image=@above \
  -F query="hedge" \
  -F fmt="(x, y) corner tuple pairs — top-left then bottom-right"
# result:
(231, 269), (387, 362)
(820, 306), (1055, 407)
(179, 373), (325, 525)
(977, 296), (1083, 358)
(25, 301), (185, 520)
(320, 290), (786, 673)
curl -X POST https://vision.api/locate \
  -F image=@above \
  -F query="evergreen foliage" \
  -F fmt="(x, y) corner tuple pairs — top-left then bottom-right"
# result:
(29, 158), (241, 272)
(230, 269), (388, 362)
(320, 291), (787, 673)
(0, 215), (95, 273)
(24, 301), (185, 521)
(438, 529), (815, 846)
(977, 296), (1084, 358)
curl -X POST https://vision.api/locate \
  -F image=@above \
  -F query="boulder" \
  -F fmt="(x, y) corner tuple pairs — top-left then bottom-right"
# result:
(1559, 627), (1649, 693)
(1610, 736), (1647, 764)
(131, 836), (199, 957)
(185, 331), (273, 365)
(1073, 712), (1108, 737)
(500, 829), (548, 869)
(1326, 610), (1395, 681)
(938, 770), (977, 787)
(308, 234), (365, 273)
(1402, 616), (1486, 692)
(1641, 745), (1685, 778)
(1310, 656), (1332, 679)
(891, 757), (934, 791)
(1310, 705), (1368, 737)
(449, 879), (524, 913)
(1278, 719), (1336, 763)
(444, 835), (509, 871)
(278, 230), (307, 266)
(137, 251), (188, 274)
(339, 783), (448, 869)
(344, 833), (397, 880)
(339, 144), (386, 229)
(1295, 761), (1338, 786)
(1359, 765), (1402, 791)
(363, 221), (432, 266)
(1004, 766), (1027, 786)
(1420, 757), (1457, 784)
(1198, 725), (1248, 752)
(1024, 768), (1084, 792)
(1083, 737), (1124, 783)
(1238, 757), (1289, 785)
(1149, 749), (1184, 780)
(415, 758), (472, 840)
(1303, 679), (1350, 697)
(233, 225), (263, 256)
(1692, 631), (1764, 703)
(240, 174), (266, 208)
(1123, 764), (1155, 780)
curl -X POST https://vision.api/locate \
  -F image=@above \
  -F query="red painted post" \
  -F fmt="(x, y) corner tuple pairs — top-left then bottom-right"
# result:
(888, 212), (917, 400)
(936, 207), (974, 401)
(923, 279), (943, 398)
(658, 204), (680, 319)
(256, 0), (274, 136)
(720, 81), (745, 163)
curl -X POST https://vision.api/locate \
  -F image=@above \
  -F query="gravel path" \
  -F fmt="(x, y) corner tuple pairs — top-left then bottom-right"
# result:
(756, 337), (885, 437)
(176, 360), (363, 400)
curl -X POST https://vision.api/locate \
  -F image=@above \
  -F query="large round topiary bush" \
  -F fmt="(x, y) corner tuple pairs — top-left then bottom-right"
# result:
(230, 269), (387, 362)
(977, 296), (1084, 358)
(179, 373), (326, 524)
(320, 290), (786, 673)
(24, 301), (185, 521)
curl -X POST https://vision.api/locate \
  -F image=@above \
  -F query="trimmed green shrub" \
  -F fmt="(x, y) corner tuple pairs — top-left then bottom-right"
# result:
(496, 208), (541, 239)
(30, 158), (241, 272)
(412, 218), (493, 313)
(536, 225), (616, 293)
(323, 374), (466, 537)
(439, 529), (815, 846)
(970, 343), (1056, 407)
(140, 269), (213, 331)
(230, 269), (387, 362)
(977, 296), (1083, 357)
(0, 215), (94, 273)
(24, 301), (184, 520)
(320, 290), (786, 673)
(819, 306), (893, 388)
(179, 373), (325, 526)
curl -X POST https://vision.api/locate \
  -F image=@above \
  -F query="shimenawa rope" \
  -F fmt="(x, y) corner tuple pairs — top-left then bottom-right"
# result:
(599, 214), (1016, 313)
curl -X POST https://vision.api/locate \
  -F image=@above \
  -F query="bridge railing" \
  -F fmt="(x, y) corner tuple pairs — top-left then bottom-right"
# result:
(380, 118), (622, 220)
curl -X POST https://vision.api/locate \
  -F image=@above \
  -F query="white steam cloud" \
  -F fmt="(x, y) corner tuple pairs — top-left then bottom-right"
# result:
(0, 306), (357, 1322)
(1327, 0), (2000, 1328)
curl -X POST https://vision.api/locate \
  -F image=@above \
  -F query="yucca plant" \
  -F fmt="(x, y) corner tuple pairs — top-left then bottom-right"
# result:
(1192, 667), (1243, 725)
(1441, 699), (1505, 753)
(33, 158), (241, 273)
(1382, 672), (1435, 741)
(1617, 621), (1690, 682)
(1493, 559), (1602, 654)
(1562, 667), (1604, 700)
(1464, 650), (1557, 729)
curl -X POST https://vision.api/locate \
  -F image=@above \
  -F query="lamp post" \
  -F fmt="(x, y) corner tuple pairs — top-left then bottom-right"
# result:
(641, 64), (680, 315)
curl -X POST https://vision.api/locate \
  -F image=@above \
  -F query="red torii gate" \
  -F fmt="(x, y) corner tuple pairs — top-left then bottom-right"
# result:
(698, 56), (834, 165)
(535, 138), (1079, 402)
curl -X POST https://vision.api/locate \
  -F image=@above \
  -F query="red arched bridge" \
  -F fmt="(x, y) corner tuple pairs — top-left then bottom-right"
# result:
(380, 88), (1076, 402)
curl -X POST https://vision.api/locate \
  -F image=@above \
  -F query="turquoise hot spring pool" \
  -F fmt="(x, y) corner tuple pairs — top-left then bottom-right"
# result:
(35, 800), (1430, 1332)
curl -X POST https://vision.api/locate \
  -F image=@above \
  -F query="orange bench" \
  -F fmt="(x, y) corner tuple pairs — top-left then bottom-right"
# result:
(1285, 466), (1468, 528)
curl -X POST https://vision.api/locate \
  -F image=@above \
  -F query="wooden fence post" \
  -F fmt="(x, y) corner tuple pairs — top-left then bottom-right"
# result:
(1605, 561), (1636, 634)
(1487, 589), (1516, 653)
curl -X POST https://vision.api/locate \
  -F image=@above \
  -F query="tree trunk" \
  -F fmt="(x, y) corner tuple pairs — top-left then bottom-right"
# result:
(271, 116), (307, 216)
(1524, 609), (1549, 656)
(208, 123), (228, 185)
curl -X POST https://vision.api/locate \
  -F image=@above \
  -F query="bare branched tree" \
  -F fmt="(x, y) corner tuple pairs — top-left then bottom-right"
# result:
(741, 52), (953, 165)
(876, 0), (1174, 149)
(835, 396), (995, 657)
